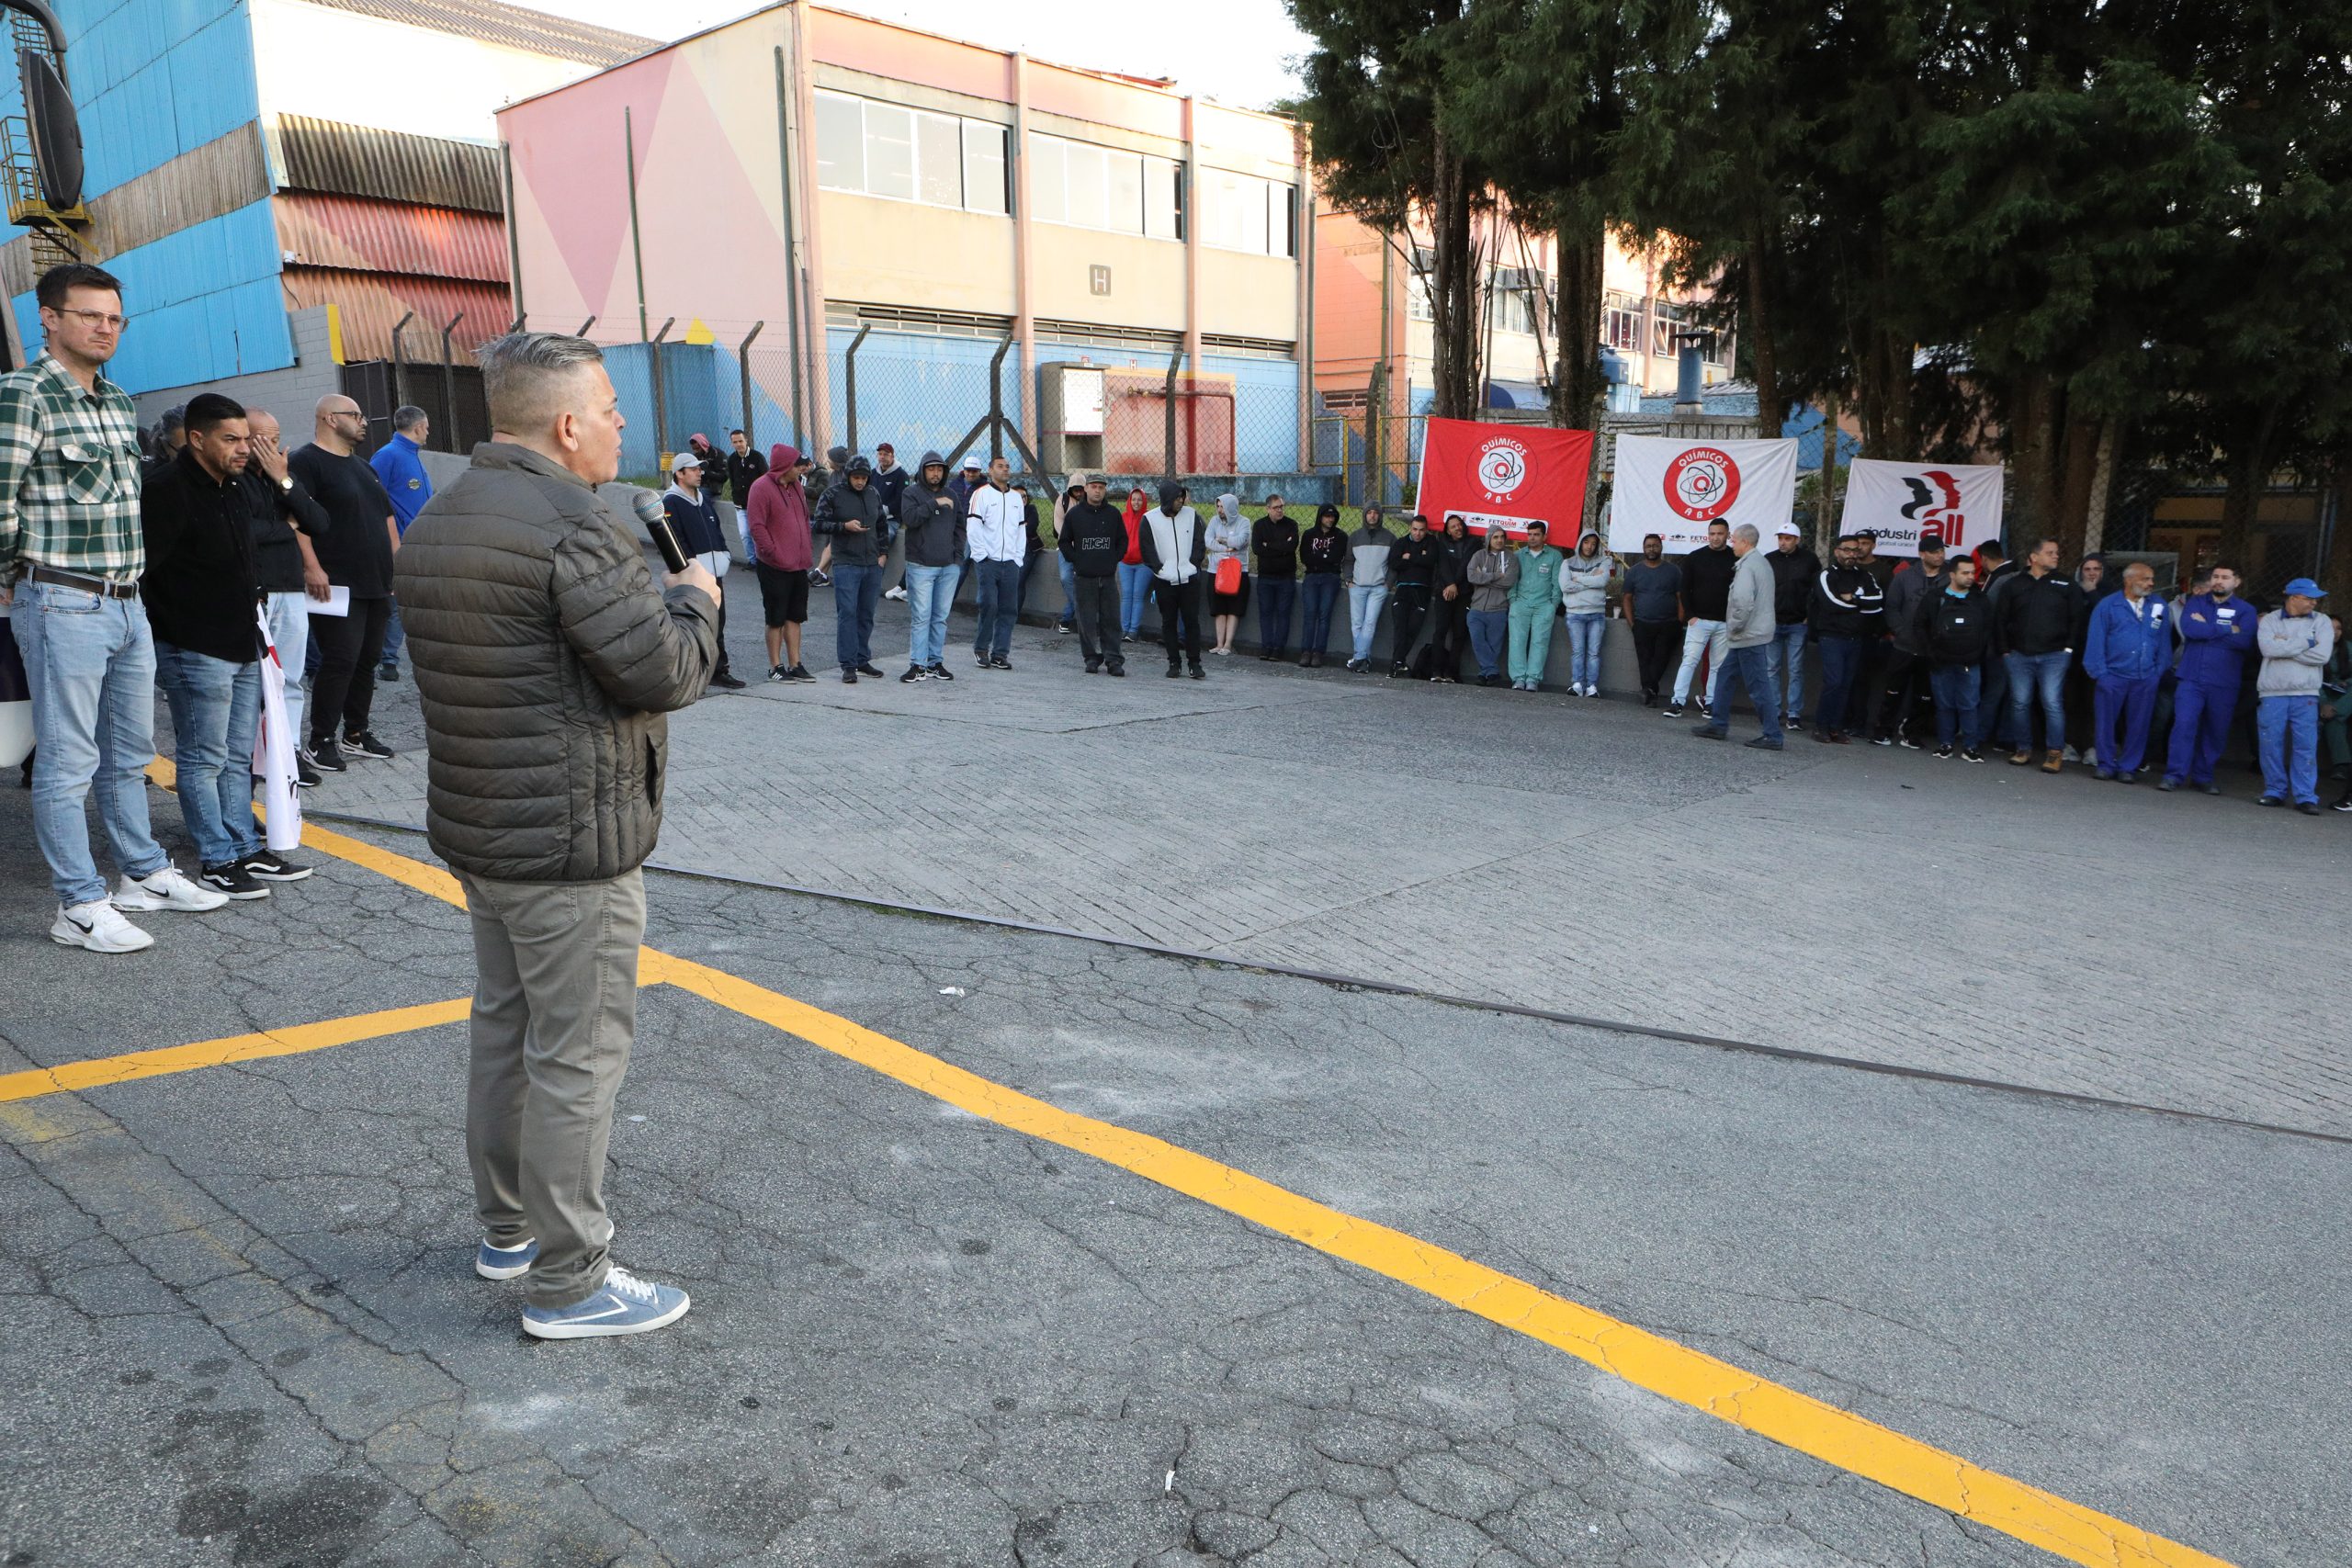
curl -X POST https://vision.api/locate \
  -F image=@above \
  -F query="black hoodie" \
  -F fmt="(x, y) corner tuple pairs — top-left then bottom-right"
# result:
(1058, 496), (1127, 578)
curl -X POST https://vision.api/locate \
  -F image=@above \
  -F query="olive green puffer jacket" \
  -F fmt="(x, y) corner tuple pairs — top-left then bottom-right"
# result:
(393, 442), (718, 883)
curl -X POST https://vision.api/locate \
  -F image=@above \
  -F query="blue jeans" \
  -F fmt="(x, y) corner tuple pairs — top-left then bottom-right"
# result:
(1467, 609), (1508, 677)
(1300, 573), (1341, 654)
(1348, 581), (1390, 662)
(1928, 663), (1981, 749)
(1565, 612), (1604, 689)
(1256, 576), (1297, 653)
(1766, 623), (1806, 719)
(2165, 679), (2238, 786)
(1814, 635), (1865, 731)
(831, 562), (883, 669)
(379, 597), (404, 668)
(154, 642), (263, 867)
(2004, 649), (2070, 754)
(903, 562), (957, 667)
(2257, 694), (2320, 804)
(1701, 643), (1784, 741)
(9, 579), (168, 908)
(1057, 555), (1077, 627)
(973, 558), (1022, 659)
(1117, 561), (1153, 637)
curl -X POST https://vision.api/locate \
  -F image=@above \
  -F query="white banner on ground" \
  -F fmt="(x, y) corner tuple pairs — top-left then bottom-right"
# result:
(253, 607), (302, 853)
(1607, 436), (1799, 554)
(1838, 459), (2005, 558)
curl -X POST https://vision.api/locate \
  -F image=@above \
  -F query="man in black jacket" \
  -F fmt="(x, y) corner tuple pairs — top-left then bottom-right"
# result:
(1871, 536), (1947, 746)
(1251, 496), (1301, 660)
(1806, 535), (1883, 742)
(1387, 513), (1439, 676)
(1139, 480), (1207, 679)
(143, 393), (293, 898)
(1059, 474), (1128, 675)
(1995, 538), (2086, 771)
(723, 430), (766, 508)
(1668, 521), (1736, 716)
(1916, 554), (1992, 760)
(240, 407), (331, 787)
(1765, 522), (1820, 729)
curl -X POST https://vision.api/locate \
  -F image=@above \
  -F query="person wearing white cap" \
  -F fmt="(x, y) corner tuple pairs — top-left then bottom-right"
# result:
(663, 451), (743, 689)
(2255, 578), (2335, 812)
(1764, 521), (1820, 728)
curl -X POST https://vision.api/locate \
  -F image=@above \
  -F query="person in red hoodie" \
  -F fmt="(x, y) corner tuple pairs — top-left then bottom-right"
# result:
(747, 443), (816, 682)
(1118, 484), (1152, 640)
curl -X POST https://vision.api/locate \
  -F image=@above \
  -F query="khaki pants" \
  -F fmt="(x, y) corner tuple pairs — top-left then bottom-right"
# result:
(459, 868), (647, 1309)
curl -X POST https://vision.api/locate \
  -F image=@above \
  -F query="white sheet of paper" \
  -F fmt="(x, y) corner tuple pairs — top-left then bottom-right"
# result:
(305, 586), (351, 618)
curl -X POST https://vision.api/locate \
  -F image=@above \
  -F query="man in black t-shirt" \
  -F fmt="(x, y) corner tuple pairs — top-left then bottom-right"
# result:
(288, 393), (399, 772)
(239, 408), (332, 785)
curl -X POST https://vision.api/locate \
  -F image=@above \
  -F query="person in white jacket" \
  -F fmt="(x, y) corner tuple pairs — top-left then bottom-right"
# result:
(1558, 530), (1615, 696)
(1204, 493), (1251, 655)
(966, 456), (1026, 671)
(1138, 480), (1207, 679)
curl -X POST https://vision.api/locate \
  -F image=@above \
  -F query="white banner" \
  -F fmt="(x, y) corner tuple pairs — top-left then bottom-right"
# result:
(1607, 436), (1799, 554)
(253, 608), (302, 853)
(1838, 459), (2005, 558)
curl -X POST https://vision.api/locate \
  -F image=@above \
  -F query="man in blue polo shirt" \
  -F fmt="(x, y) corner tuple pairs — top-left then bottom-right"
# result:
(369, 405), (431, 683)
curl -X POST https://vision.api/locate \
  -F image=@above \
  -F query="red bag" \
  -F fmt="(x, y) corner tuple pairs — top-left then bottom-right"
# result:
(1214, 558), (1243, 596)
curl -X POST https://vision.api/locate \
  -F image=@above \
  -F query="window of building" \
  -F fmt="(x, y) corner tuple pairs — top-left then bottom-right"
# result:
(1146, 156), (1182, 240)
(1408, 271), (1433, 321)
(814, 88), (1010, 215)
(1492, 279), (1537, 336)
(1199, 166), (1294, 257)
(1601, 303), (1642, 352)
(1029, 132), (1187, 241)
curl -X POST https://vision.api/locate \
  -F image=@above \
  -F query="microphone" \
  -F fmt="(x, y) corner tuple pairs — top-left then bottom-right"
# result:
(632, 489), (692, 573)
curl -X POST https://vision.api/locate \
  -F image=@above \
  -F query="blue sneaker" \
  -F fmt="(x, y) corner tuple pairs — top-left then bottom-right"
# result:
(475, 1236), (538, 1280)
(521, 1266), (691, 1340)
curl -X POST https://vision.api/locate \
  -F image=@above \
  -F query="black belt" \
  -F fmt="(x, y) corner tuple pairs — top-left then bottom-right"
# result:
(28, 565), (139, 600)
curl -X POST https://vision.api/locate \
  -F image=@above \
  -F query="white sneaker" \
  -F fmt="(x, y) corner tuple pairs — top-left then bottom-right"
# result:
(884, 585), (909, 601)
(51, 899), (155, 953)
(112, 864), (230, 913)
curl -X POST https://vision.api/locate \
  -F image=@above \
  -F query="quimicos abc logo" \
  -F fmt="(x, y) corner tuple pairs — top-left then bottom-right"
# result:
(1664, 446), (1742, 523)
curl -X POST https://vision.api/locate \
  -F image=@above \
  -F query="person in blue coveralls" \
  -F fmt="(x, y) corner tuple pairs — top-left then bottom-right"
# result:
(2159, 563), (2257, 795)
(369, 405), (432, 683)
(2082, 560), (2170, 782)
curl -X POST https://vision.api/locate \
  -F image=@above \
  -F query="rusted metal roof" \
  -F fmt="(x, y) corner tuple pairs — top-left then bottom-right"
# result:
(279, 267), (514, 363)
(275, 193), (509, 283)
(288, 0), (653, 68)
(273, 116), (504, 214)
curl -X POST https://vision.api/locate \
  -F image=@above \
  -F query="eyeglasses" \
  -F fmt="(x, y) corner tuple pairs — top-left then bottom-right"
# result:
(50, 307), (129, 332)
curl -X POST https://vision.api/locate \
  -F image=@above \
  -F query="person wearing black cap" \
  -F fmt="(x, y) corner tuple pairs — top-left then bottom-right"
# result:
(1139, 480), (1207, 678)
(811, 454), (891, 682)
(1058, 473), (1127, 675)
(1297, 504), (1347, 666)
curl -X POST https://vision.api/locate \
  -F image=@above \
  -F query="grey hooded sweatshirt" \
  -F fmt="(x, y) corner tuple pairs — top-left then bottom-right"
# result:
(899, 452), (963, 568)
(1560, 534), (1614, 615)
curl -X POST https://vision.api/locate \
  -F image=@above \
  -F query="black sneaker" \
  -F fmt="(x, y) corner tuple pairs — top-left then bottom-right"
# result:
(710, 671), (747, 690)
(810, 568), (831, 587)
(1661, 704), (1684, 718)
(1897, 735), (1923, 750)
(2296, 801), (2323, 816)
(1083, 660), (1102, 674)
(992, 657), (1013, 671)
(899, 665), (926, 683)
(377, 662), (400, 683)
(308, 738), (347, 773)
(926, 663), (956, 682)
(239, 850), (313, 883)
(786, 665), (817, 683)
(1961, 748), (1985, 763)
(1107, 665), (1126, 677)
(295, 750), (322, 788)
(1057, 623), (1074, 635)
(199, 861), (270, 900)
(768, 665), (787, 683)
(1933, 744), (1955, 760)
(855, 662), (885, 679)
(1189, 665), (1205, 680)
(1870, 734), (1894, 747)
(2333, 795), (2352, 812)
(1166, 664), (1182, 679)
(841, 669), (858, 683)
(343, 730), (394, 761)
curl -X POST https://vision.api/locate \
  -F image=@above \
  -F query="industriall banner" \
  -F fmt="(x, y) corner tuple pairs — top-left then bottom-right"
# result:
(1838, 459), (2006, 558)
(1413, 418), (1595, 537)
(1606, 435), (1799, 553)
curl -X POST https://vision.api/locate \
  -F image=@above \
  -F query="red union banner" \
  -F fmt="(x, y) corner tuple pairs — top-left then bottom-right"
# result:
(1412, 418), (1594, 538)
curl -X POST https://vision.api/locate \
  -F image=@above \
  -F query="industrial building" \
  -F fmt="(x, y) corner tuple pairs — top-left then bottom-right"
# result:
(0, 0), (649, 441)
(495, 2), (1311, 482)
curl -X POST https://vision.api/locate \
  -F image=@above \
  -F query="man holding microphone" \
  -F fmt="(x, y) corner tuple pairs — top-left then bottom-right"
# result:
(394, 333), (718, 1338)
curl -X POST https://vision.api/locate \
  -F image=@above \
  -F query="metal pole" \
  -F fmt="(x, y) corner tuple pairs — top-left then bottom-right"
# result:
(988, 334), (1013, 463)
(736, 321), (763, 446)
(842, 322), (869, 455)
(774, 45), (807, 448)
(439, 312), (464, 450)
(390, 310), (414, 417)
(1163, 348), (1185, 484)
(501, 140), (524, 327)
(649, 316), (674, 469)
(574, 316), (596, 337)
(625, 107), (649, 343)
(507, 316), (525, 333)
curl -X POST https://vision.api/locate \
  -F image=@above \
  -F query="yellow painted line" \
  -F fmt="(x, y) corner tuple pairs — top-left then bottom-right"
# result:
(0, 998), (474, 1104)
(124, 787), (2234, 1568)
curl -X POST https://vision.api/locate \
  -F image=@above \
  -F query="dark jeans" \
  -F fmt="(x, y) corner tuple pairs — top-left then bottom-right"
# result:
(1389, 585), (1431, 669)
(1300, 572), (1341, 655)
(1873, 647), (1929, 739)
(1421, 591), (1466, 677)
(1631, 617), (1679, 697)
(1700, 644), (1782, 741)
(2004, 649), (2069, 753)
(1256, 576), (1297, 654)
(831, 562), (883, 668)
(1928, 662), (1981, 749)
(973, 558), (1022, 660)
(1154, 576), (1204, 666)
(1072, 573), (1123, 671)
(1814, 635), (1867, 732)
(309, 594), (390, 745)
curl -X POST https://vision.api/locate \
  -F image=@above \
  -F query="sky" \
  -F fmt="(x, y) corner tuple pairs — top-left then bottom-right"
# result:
(560, 0), (1315, 113)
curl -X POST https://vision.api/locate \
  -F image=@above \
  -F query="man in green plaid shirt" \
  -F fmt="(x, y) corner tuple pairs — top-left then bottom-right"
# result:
(2, 263), (227, 951)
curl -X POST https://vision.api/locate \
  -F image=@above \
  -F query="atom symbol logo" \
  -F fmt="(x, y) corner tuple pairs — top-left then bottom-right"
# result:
(1664, 446), (1743, 522)
(1476, 439), (1529, 498)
